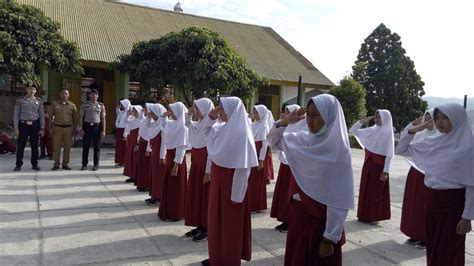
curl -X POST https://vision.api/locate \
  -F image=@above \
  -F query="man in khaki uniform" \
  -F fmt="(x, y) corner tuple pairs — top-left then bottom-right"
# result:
(50, 88), (79, 170)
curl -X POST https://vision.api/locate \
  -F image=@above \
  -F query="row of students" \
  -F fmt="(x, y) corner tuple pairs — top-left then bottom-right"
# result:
(114, 95), (472, 266)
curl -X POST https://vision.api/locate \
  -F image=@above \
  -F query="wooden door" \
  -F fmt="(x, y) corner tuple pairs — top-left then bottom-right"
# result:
(103, 81), (115, 134)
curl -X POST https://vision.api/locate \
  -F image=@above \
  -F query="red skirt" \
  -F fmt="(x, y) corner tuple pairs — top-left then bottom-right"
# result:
(285, 181), (345, 266)
(149, 133), (166, 200)
(400, 167), (427, 240)
(184, 147), (210, 228)
(115, 127), (126, 164)
(123, 129), (138, 178)
(135, 138), (151, 190)
(208, 163), (252, 265)
(264, 146), (274, 181)
(426, 187), (465, 266)
(357, 149), (391, 222)
(158, 148), (187, 221)
(270, 163), (292, 223)
(248, 141), (267, 212)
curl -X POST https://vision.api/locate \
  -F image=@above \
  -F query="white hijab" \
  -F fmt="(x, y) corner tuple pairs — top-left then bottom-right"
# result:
(207, 97), (258, 169)
(353, 109), (394, 157)
(282, 94), (354, 210)
(251, 105), (274, 141)
(137, 103), (155, 141)
(411, 109), (439, 143)
(147, 103), (167, 140)
(406, 103), (474, 186)
(163, 102), (189, 149)
(188, 98), (215, 149)
(115, 99), (132, 128)
(286, 104), (307, 132)
(127, 105), (144, 131)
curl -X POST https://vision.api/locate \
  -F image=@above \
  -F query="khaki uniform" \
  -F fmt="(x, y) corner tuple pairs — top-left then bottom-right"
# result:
(50, 101), (79, 166)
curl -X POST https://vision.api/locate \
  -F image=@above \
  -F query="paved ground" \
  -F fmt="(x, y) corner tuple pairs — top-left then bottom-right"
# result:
(0, 148), (472, 265)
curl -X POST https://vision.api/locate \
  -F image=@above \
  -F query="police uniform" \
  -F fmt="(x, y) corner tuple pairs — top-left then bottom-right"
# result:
(51, 100), (79, 169)
(13, 95), (45, 170)
(80, 92), (106, 169)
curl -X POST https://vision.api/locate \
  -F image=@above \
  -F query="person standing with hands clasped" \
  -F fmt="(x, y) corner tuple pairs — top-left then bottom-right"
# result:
(396, 103), (473, 266)
(50, 88), (79, 171)
(13, 85), (45, 171)
(80, 89), (106, 171)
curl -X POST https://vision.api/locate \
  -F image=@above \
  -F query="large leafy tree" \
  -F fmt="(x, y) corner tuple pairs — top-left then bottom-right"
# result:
(0, 0), (83, 86)
(113, 26), (268, 105)
(352, 23), (427, 131)
(329, 77), (367, 127)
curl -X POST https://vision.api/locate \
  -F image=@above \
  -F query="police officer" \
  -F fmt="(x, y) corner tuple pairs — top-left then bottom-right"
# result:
(13, 85), (45, 171)
(80, 89), (106, 171)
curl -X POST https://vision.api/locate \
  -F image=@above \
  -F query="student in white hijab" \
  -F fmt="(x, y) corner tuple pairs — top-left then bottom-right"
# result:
(349, 109), (394, 223)
(144, 103), (168, 206)
(400, 109), (439, 248)
(267, 94), (354, 265)
(248, 104), (274, 212)
(123, 105), (144, 182)
(396, 103), (473, 265)
(204, 96), (258, 266)
(134, 103), (155, 191)
(270, 103), (304, 233)
(114, 99), (131, 167)
(184, 98), (216, 242)
(158, 102), (189, 221)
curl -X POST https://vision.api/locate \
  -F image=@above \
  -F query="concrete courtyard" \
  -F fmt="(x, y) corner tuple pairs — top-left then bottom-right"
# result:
(0, 148), (472, 265)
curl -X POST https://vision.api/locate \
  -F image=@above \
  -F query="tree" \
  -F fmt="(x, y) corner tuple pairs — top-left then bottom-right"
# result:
(0, 0), (83, 86)
(330, 77), (367, 127)
(352, 23), (427, 131)
(113, 26), (268, 105)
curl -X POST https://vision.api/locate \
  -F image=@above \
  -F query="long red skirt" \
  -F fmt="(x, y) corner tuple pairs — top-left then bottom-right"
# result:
(208, 163), (251, 265)
(357, 149), (391, 222)
(285, 181), (345, 266)
(115, 128), (126, 164)
(426, 187), (465, 266)
(123, 129), (138, 178)
(264, 146), (274, 181)
(400, 167), (426, 240)
(135, 138), (151, 190)
(270, 163), (292, 223)
(248, 141), (267, 212)
(184, 147), (210, 228)
(158, 148), (187, 221)
(149, 133), (166, 200)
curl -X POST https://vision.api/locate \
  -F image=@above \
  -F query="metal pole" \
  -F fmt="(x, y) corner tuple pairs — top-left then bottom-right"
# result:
(297, 75), (302, 105)
(463, 94), (467, 109)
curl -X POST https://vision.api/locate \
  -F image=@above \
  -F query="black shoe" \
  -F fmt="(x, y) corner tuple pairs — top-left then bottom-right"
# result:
(146, 199), (159, 206)
(405, 238), (420, 246)
(415, 241), (426, 249)
(275, 222), (288, 233)
(32, 166), (41, 171)
(201, 258), (210, 266)
(114, 163), (123, 168)
(266, 180), (271, 185)
(92, 165), (98, 171)
(14, 166), (21, 171)
(39, 155), (47, 160)
(81, 166), (87, 171)
(125, 178), (134, 183)
(184, 228), (201, 238)
(192, 232), (208, 242)
(48, 156), (53, 160)
(51, 165), (60, 171)
(62, 165), (71, 170)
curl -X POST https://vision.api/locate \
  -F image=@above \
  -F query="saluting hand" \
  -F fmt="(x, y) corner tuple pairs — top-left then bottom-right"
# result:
(208, 107), (221, 120)
(408, 119), (433, 134)
(360, 116), (375, 124)
(411, 117), (423, 126)
(278, 108), (305, 127)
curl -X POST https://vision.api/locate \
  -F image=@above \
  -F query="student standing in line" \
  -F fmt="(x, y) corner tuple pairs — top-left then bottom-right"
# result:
(349, 109), (394, 224)
(115, 99), (132, 168)
(268, 94), (354, 266)
(396, 103), (473, 266)
(123, 105), (144, 183)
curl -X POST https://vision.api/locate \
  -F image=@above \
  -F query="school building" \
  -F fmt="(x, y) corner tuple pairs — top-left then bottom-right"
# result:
(2, 0), (334, 133)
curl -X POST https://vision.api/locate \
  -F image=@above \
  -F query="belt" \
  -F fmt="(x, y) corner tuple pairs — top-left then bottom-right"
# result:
(54, 124), (72, 128)
(20, 119), (38, 125)
(84, 122), (101, 126)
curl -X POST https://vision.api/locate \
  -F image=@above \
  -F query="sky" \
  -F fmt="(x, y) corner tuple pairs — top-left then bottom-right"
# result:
(124, 0), (474, 98)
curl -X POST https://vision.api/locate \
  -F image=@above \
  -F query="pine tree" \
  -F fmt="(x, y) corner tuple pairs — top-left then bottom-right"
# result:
(352, 23), (427, 131)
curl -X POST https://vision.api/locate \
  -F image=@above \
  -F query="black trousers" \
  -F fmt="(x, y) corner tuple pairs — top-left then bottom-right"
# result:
(16, 120), (40, 167)
(82, 123), (102, 166)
